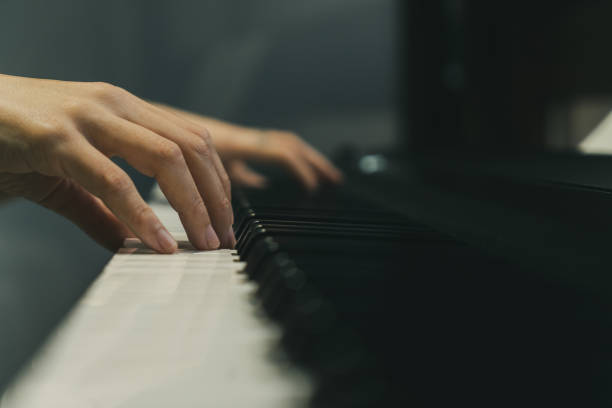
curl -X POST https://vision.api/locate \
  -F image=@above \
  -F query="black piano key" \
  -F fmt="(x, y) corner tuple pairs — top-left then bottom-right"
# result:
(234, 184), (572, 406)
(241, 237), (280, 277)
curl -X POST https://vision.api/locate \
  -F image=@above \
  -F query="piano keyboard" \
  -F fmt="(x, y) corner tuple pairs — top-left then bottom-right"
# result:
(0, 187), (312, 408)
(227, 179), (602, 406)
(230, 182), (467, 407)
(2, 175), (599, 406)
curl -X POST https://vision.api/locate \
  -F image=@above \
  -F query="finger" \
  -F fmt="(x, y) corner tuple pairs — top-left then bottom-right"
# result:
(81, 115), (220, 250)
(279, 153), (319, 191)
(118, 102), (235, 248)
(59, 142), (178, 253)
(146, 104), (233, 201)
(207, 135), (233, 201)
(301, 144), (344, 183)
(228, 161), (268, 188)
(0, 172), (132, 250)
(38, 178), (133, 251)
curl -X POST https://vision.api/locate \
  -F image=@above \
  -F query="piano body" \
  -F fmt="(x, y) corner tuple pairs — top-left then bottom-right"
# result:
(5, 1), (612, 406)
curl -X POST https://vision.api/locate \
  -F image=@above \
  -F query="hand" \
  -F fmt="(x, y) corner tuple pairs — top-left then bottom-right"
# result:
(220, 129), (344, 191)
(0, 74), (235, 253)
(152, 107), (343, 191)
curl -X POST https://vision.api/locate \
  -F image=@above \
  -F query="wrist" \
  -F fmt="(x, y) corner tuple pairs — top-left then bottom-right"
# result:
(216, 127), (264, 159)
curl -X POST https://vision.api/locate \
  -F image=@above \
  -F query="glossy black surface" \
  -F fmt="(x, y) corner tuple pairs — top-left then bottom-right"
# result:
(235, 153), (612, 406)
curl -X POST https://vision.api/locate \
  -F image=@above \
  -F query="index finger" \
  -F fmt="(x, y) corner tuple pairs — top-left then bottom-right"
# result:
(59, 142), (178, 253)
(119, 102), (235, 247)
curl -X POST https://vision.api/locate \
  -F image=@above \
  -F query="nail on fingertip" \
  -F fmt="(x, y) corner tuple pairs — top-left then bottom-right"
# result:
(229, 226), (236, 246)
(157, 228), (177, 253)
(205, 225), (220, 249)
(223, 226), (236, 248)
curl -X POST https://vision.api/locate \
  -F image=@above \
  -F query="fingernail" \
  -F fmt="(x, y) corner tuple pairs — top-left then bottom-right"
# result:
(223, 226), (236, 249)
(229, 226), (236, 245)
(205, 225), (220, 249)
(156, 228), (177, 253)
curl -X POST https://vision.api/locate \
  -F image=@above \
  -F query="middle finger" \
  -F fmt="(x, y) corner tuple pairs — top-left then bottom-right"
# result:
(122, 101), (235, 247)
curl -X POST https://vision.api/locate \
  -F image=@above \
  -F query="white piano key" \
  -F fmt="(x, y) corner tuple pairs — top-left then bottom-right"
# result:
(1, 190), (311, 408)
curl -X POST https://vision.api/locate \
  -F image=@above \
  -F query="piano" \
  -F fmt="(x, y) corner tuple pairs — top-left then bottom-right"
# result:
(5, 152), (612, 406)
(5, 1), (612, 406)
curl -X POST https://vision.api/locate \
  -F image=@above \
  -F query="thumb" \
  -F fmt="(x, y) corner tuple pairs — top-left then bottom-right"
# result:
(0, 173), (132, 251)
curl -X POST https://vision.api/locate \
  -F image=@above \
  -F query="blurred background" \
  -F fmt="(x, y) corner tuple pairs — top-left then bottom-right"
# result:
(0, 0), (397, 387)
(5, 0), (612, 395)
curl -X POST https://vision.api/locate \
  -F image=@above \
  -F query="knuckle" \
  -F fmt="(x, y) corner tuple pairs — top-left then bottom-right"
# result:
(90, 81), (115, 96)
(102, 171), (133, 196)
(189, 125), (212, 143)
(33, 120), (73, 147)
(219, 195), (231, 212)
(190, 138), (211, 158)
(90, 81), (129, 103)
(26, 122), (74, 175)
(131, 202), (155, 228)
(221, 172), (231, 188)
(155, 141), (184, 164)
(222, 176), (231, 194)
(60, 98), (83, 116)
(190, 194), (208, 217)
(62, 99), (99, 121)
(197, 127), (213, 144)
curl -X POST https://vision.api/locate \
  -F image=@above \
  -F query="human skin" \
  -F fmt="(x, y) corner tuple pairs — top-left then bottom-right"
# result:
(0, 74), (232, 253)
(0, 74), (342, 252)
(154, 104), (343, 191)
